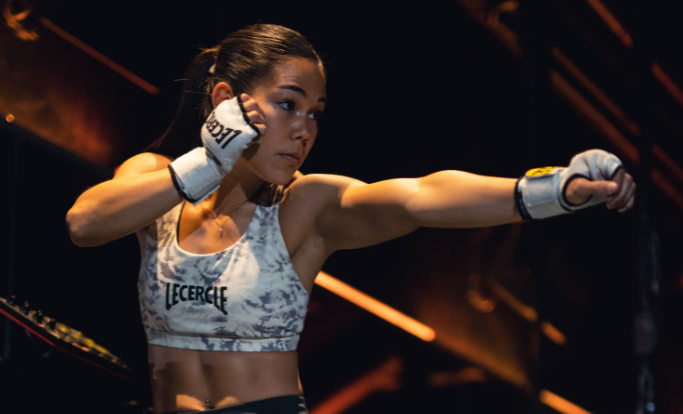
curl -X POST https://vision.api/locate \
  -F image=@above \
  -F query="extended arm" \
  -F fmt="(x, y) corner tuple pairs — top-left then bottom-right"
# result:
(311, 152), (635, 252)
(312, 171), (520, 252)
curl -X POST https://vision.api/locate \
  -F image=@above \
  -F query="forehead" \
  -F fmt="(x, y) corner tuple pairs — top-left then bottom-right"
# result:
(267, 58), (326, 96)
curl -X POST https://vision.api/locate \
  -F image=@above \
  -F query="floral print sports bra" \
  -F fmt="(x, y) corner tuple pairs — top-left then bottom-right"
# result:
(137, 199), (309, 352)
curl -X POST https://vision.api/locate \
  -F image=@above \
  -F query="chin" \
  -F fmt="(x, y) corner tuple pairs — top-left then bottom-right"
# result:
(252, 162), (298, 186)
(265, 169), (298, 186)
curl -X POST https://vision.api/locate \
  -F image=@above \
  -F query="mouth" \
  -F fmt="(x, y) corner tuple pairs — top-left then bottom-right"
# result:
(279, 153), (302, 165)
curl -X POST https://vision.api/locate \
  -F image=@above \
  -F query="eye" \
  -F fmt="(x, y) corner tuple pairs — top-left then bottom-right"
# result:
(308, 111), (324, 121)
(278, 100), (295, 111)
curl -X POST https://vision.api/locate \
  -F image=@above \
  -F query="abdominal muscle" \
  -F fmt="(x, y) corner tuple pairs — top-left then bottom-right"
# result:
(148, 344), (303, 413)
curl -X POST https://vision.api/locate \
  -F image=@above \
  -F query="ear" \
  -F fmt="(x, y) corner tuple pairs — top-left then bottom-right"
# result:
(211, 82), (235, 108)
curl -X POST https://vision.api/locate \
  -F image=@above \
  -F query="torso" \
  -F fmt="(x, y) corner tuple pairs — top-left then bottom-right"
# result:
(141, 181), (329, 413)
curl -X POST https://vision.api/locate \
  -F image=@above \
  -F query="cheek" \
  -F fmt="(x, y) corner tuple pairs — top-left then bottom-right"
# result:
(261, 103), (281, 127)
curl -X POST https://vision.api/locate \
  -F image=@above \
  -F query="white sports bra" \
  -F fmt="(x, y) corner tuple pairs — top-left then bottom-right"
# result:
(137, 198), (309, 352)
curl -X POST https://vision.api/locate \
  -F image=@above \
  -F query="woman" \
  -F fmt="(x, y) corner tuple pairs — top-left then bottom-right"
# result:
(66, 24), (635, 413)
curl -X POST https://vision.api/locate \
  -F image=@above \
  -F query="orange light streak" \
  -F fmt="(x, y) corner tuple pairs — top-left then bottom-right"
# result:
(583, 0), (632, 48)
(550, 70), (640, 165)
(541, 322), (567, 345)
(550, 70), (683, 211)
(652, 62), (683, 109)
(651, 169), (683, 212)
(585, 0), (683, 112)
(310, 356), (402, 414)
(551, 53), (683, 188)
(652, 144), (683, 188)
(540, 390), (593, 414)
(488, 279), (537, 321)
(429, 367), (487, 387)
(488, 279), (566, 345)
(314, 272), (436, 342)
(551, 47), (640, 136)
(37, 18), (161, 95)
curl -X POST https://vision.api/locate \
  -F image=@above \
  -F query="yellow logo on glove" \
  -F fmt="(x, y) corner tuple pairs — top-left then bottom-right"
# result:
(526, 167), (560, 177)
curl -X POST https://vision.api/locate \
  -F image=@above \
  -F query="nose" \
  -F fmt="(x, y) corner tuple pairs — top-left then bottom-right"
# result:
(291, 116), (313, 142)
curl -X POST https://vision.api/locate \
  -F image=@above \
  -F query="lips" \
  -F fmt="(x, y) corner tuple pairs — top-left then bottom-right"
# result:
(279, 153), (302, 165)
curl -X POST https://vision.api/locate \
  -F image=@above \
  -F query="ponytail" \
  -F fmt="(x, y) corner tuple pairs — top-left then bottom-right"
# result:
(146, 47), (218, 159)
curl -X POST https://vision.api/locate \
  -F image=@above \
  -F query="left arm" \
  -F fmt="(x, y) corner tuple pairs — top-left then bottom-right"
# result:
(311, 161), (634, 252)
(313, 171), (519, 252)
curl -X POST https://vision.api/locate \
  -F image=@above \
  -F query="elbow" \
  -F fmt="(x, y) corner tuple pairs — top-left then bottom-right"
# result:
(66, 207), (105, 247)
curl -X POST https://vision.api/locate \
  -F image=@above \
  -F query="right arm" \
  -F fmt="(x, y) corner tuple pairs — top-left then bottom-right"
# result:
(66, 153), (181, 247)
(67, 92), (265, 247)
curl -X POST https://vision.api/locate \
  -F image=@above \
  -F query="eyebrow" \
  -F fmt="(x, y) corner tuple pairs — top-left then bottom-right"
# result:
(279, 84), (327, 103)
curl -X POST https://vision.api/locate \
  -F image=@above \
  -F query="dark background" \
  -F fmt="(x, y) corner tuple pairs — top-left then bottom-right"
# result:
(1, 0), (682, 413)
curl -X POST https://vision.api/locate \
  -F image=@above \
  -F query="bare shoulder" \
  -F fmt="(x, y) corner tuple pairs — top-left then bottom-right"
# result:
(283, 173), (365, 206)
(114, 152), (173, 180)
(279, 174), (367, 270)
(280, 174), (364, 236)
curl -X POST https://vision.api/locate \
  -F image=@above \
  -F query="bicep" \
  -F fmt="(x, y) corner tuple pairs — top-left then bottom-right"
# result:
(317, 171), (521, 252)
(318, 177), (422, 251)
(113, 152), (173, 180)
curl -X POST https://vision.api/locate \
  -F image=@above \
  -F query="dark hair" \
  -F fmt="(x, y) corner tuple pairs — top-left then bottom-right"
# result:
(147, 24), (323, 158)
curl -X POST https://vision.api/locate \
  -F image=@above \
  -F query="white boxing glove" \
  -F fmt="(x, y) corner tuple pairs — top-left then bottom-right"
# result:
(168, 97), (261, 204)
(516, 149), (623, 220)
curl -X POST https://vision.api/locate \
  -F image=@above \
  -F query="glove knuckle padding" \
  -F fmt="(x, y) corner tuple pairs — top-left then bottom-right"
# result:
(516, 149), (622, 220)
(169, 97), (260, 204)
(561, 150), (622, 208)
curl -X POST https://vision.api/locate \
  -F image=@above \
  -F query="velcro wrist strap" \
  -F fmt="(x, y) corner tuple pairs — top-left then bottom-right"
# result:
(169, 147), (223, 205)
(517, 167), (571, 220)
(516, 150), (623, 220)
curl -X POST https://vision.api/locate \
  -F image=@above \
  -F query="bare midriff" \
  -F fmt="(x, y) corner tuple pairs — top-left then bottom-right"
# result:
(148, 344), (302, 413)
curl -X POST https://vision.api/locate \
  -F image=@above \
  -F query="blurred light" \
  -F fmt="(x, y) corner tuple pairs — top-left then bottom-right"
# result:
(652, 62), (683, 109)
(37, 18), (160, 95)
(314, 272), (436, 342)
(551, 47), (640, 136)
(467, 273), (497, 313)
(550, 70), (683, 210)
(549, 70), (639, 165)
(310, 356), (402, 414)
(488, 279), (537, 321)
(4, 7), (39, 41)
(429, 367), (487, 387)
(467, 289), (497, 313)
(541, 321), (567, 345)
(540, 390), (593, 414)
(488, 278), (566, 345)
(488, 1), (519, 27)
(583, 0), (632, 48)
(652, 145), (683, 189)
(5, 114), (15, 123)
(582, 1), (683, 115)
(551, 51), (683, 187)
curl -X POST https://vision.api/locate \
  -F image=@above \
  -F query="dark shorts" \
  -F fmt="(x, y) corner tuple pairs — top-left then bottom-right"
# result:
(167, 396), (308, 414)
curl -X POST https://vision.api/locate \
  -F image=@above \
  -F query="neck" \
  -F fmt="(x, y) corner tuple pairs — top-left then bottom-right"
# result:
(210, 167), (266, 212)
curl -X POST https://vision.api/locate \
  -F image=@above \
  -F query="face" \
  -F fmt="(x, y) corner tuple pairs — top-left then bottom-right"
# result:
(237, 58), (327, 185)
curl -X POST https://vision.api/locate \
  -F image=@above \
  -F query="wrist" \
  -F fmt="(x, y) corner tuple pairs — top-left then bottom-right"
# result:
(169, 147), (223, 205)
(516, 167), (571, 220)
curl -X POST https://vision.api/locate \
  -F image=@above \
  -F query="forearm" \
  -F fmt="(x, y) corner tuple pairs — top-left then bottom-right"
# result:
(407, 171), (521, 228)
(66, 169), (183, 246)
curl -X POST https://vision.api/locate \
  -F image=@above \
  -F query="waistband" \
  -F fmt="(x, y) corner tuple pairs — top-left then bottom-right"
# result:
(166, 395), (307, 414)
